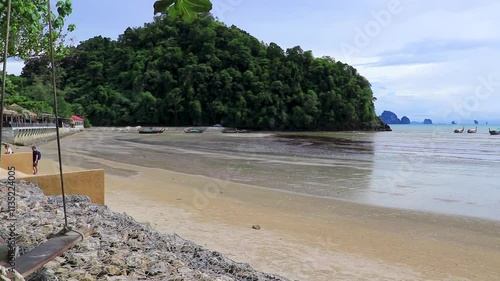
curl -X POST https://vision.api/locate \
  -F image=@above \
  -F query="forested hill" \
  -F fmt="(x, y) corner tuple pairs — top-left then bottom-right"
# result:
(16, 14), (382, 130)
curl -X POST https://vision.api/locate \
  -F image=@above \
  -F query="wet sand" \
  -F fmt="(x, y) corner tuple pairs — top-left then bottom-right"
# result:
(14, 131), (500, 281)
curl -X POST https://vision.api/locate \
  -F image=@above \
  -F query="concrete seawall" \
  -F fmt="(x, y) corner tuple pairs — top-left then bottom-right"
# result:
(1, 126), (81, 146)
(21, 169), (105, 205)
(1, 152), (105, 205)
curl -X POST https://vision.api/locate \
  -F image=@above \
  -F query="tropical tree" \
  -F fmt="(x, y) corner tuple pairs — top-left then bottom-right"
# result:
(1, 0), (74, 120)
(153, 0), (212, 20)
(0, 0), (74, 61)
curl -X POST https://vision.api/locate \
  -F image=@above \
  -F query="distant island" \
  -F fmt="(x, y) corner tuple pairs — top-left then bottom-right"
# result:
(379, 111), (411, 124)
(400, 116), (410, 124)
(379, 111), (433, 125)
(451, 120), (489, 125)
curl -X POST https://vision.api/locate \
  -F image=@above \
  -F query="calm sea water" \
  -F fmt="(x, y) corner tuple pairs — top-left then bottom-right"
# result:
(358, 124), (500, 221)
(255, 124), (500, 221)
(69, 124), (500, 221)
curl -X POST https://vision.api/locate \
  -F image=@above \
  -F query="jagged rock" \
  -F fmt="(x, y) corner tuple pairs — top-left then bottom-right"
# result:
(80, 275), (96, 281)
(68, 269), (87, 279)
(215, 276), (235, 281)
(56, 267), (70, 275)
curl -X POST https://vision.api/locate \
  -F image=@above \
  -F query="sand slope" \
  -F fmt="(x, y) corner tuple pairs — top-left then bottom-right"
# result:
(11, 132), (500, 281)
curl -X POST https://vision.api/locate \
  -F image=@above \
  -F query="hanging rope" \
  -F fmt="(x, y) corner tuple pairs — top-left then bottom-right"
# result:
(0, 0), (13, 161)
(47, 0), (69, 230)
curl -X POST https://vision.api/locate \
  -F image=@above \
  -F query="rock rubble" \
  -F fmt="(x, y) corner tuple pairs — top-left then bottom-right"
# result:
(0, 181), (290, 281)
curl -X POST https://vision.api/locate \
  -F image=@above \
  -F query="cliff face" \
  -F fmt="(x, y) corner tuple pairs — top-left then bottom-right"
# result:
(379, 111), (435, 125)
(380, 111), (401, 124)
(379, 111), (411, 125)
(400, 116), (411, 124)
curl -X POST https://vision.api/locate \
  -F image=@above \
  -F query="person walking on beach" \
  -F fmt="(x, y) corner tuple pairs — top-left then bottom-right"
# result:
(4, 144), (13, 154)
(32, 146), (41, 174)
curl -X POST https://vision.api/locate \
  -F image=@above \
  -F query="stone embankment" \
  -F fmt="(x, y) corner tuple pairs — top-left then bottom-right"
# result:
(0, 181), (289, 281)
(1, 127), (81, 146)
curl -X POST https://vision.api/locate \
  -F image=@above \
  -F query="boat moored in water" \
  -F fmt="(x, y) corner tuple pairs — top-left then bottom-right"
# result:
(454, 127), (464, 133)
(467, 127), (477, 133)
(489, 128), (500, 135)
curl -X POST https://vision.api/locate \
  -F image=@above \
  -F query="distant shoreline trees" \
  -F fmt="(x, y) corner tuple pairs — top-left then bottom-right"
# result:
(9, 14), (381, 130)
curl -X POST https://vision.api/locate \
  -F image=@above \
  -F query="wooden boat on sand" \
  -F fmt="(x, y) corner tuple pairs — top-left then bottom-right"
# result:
(222, 128), (250, 133)
(184, 127), (204, 133)
(138, 127), (165, 134)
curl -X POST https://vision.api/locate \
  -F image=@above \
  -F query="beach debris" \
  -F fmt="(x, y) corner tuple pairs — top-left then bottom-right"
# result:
(0, 181), (289, 281)
(252, 225), (261, 230)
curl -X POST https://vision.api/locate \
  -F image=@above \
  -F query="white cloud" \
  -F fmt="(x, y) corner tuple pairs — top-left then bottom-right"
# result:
(5, 59), (24, 76)
(230, 0), (500, 123)
(322, 0), (500, 123)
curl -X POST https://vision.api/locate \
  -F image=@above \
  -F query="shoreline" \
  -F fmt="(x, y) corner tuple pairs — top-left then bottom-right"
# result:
(16, 132), (500, 280)
(90, 130), (499, 222)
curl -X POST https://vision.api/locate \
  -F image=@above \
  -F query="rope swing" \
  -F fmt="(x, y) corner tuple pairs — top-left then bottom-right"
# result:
(46, 0), (70, 232)
(1, 0), (71, 230)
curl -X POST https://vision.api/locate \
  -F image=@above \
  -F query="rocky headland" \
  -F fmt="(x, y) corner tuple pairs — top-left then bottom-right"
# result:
(379, 111), (434, 125)
(379, 111), (410, 125)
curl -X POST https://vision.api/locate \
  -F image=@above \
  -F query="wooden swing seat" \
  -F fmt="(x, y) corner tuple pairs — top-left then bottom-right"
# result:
(0, 227), (93, 278)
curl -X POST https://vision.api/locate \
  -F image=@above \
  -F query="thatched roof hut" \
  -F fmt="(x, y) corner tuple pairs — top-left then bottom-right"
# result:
(2, 109), (19, 116)
(8, 103), (23, 111)
(22, 109), (37, 118)
(5, 104), (38, 120)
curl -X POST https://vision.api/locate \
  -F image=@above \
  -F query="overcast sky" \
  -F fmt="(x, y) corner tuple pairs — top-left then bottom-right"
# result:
(7, 0), (500, 123)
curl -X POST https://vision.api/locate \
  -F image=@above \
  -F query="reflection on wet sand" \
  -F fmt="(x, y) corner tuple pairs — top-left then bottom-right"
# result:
(112, 132), (376, 200)
(40, 129), (500, 221)
(34, 130), (500, 281)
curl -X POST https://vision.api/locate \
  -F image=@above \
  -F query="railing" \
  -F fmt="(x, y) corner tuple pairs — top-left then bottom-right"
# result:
(2, 122), (57, 128)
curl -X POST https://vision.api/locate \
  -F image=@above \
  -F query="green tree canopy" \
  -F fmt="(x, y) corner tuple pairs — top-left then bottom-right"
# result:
(153, 0), (212, 20)
(0, 0), (74, 61)
(15, 13), (380, 131)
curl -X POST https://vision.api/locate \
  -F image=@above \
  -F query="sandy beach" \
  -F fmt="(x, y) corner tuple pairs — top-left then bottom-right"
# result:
(13, 130), (500, 281)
